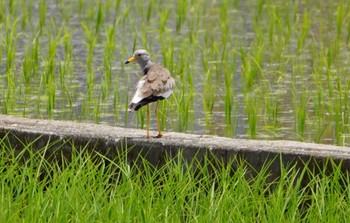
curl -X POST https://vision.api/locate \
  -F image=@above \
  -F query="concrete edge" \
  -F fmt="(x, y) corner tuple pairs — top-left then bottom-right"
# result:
(0, 114), (349, 179)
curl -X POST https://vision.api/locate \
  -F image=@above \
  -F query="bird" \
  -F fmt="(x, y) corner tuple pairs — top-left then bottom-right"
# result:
(125, 49), (175, 138)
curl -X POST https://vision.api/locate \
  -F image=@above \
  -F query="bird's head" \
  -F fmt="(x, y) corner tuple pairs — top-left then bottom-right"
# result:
(125, 49), (151, 64)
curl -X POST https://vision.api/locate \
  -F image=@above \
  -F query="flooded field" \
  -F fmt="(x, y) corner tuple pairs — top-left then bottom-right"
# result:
(1, 0), (350, 145)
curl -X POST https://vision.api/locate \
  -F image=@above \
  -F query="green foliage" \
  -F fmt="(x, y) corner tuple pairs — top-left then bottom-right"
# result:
(0, 137), (349, 222)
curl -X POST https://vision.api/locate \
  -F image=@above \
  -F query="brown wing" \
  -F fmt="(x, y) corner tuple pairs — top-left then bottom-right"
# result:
(140, 64), (174, 97)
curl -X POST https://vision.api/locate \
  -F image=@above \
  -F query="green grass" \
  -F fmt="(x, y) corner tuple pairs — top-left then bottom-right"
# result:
(1, 0), (350, 145)
(0, 136), (350, 222)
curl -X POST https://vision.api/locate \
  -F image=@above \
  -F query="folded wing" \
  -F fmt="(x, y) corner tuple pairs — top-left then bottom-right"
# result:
(129, 64), (175, 111)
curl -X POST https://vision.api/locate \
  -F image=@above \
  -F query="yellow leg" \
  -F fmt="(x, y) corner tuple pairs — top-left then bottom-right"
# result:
(154, 101), (163, 138)
(146, 104), (150, 138)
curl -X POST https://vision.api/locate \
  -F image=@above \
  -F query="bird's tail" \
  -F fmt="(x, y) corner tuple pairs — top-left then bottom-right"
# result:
(128, 95), (165, 111)
(128, 103), (141, 111)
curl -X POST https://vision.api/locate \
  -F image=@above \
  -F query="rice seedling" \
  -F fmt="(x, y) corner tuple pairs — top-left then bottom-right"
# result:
(174, 88), (193, 133)
(223, 49), (236, 136)
(296, 94), (308, 141)
(1, 17), (18, 114)
(44, 20), (59, 85)
(3, 17), (18, 73)
(95, 1), (104, 35)
(0, 1), (4, 22)
(146, 0), (155, 24)
(310, 88), (328, 143)
(58, 62), (73, 109)
(175, 0), (188, 33)
(240, 41), (265, 92)
(22, 46), (34, 85)
(32, 33), (40, 70)
(263, 91), (280, 133)
(246, 94), (258, 138)
(202, 67), (216, 131)
(159, 6), (171, 35)
(173, 43), (195, 133)
(102, 25), (116, 100)
(82, 22), (96, 75)
(122, 92), (130, 127)
(202, 56), (216, 113)
(38, 0), (47, 33)
(297, 10), (310, 55)
(113, 87), (120, 123)
(1, 0), (350, 144)
(335, 8), (343, 39)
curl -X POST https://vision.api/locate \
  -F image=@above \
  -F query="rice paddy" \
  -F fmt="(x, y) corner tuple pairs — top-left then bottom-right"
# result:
(1, 0), (350, 145)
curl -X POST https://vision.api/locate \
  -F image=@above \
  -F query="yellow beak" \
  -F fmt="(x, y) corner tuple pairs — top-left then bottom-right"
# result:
(125, 56), (136, 64)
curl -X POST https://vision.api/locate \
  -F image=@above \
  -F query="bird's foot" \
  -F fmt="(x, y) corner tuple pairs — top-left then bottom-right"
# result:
(153, 134), (163, 138)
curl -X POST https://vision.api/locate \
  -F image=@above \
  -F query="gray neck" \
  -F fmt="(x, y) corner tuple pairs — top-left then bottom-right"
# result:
(138, 60), (153, 75)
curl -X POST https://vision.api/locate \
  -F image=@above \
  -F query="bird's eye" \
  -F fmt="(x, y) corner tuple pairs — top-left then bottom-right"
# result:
(137, 53), (142, 56)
